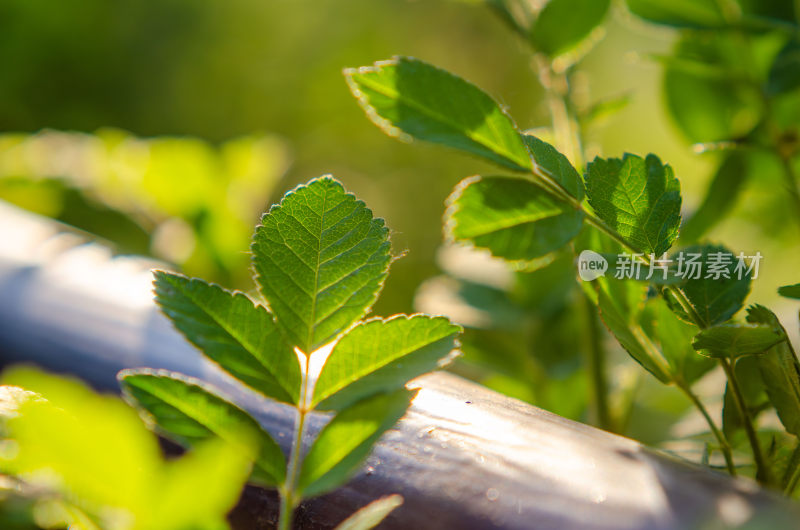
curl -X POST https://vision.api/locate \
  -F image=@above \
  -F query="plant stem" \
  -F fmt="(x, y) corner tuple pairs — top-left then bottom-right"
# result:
(278, 354), (312, 530)
(720, 358), (772, 484)
(678, 382), (736, 476)
(783, 440), (800, 495)
(582, 293), (614, 431)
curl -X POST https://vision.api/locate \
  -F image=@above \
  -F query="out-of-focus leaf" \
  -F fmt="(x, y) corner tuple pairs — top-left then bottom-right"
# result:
(119, 370), (286, 487)
(768, 41), (800, 96)
(153, 271), (301, 404)
(298, 390), (415, 498)
(640, 297), (715, 385)
(585, 153), (681, 255)
(663, 35), (762, 143)
(251, 176), (392, 354)
(667, 244), (751, 327)
(582, 93), (631, 126)
(446, 176), (584, 261)
(312, 315), (460, 411)
(334, 495), (404, 530)
(344, 57), (532, 171)
(722, 355), (769, 440)
(2, 367), (253, 530)
(747, 305), (800, 436)
(625, 0), (725, 28)
(522, 135), (584, 200)
(596, 287), (671, 383)
(692, 323), (784, 359)
(529, 0), (610, 57)
(681, 151), (749, 244)
(779, 283), (800, 300)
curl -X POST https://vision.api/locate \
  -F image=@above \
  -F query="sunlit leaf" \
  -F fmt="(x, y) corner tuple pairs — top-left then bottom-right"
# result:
(334, 495), (403, 530)
(313, 315), (460, 411)
(298, 389), (415, 498)
(692, 323), (784, 359)
(585, 153), (681, 255)
(2, 367), (253, 530)
(529, 0), (610, 57)
(344, 57), (532, 171)
(252, 176), (392, 353)
(153, 271), (301, 404)
(119, 370), (286, 487)
(446, 176), (584, 261)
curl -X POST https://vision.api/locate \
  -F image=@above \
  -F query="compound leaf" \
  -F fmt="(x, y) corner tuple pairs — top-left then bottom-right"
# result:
(313, 315), (460, 411)
(119, 370), (286, 487)
(747, 305), (800, 436)
(344, 56), (532, 171)
(446, 176), (584, 262)
(252, 176), (392, 354)
(298, 389), (415, 498)
(585, 153), (681, 256)
(154, 271), (301, 404)
(692, 323), (784, 359)
(529, 0), (610, 57)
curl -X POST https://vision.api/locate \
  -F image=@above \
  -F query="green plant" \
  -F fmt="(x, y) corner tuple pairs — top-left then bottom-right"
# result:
(344, 7), (800, 490)
(118, 176), (461, 529)
(0, 366), (255, 530)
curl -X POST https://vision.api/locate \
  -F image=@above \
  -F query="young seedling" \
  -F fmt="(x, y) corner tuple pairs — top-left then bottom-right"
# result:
(345, 45), (800, 489)
(118, 176), (461, 529)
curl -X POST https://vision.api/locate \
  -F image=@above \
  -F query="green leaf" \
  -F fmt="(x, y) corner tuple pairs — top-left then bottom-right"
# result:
(669, 244), (752, 327)
(692, 323), (784, 359)
(768, 41), (800, 96)
(639, 297), (715, 385)
(118, 370), (286, 487)
(625, 0), (725, 28)
(779, 283), (800, 300)
(522, 135), (583, 200)
(680, 151), (749, 244)
(251, 176), (392, 354)
(298, 389), (415, 498)
(662, 35), (762, 143)
(596, 287), (672, 384)
(153, 271), (301, 404)
(585, 153), (681, 255)
(344, 56), (532, 171)
(333, 495), (403, 530)
(445, 176), (584, 261)
(529, 0), (610, 57)
(747, 305), (800, 436)
(2, 367), (253, 530)
(722, 355), (768, 440)
(313, 315), (460, 411)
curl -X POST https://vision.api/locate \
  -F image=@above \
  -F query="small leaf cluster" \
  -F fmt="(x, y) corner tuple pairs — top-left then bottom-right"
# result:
(118, 176), (460, 528)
